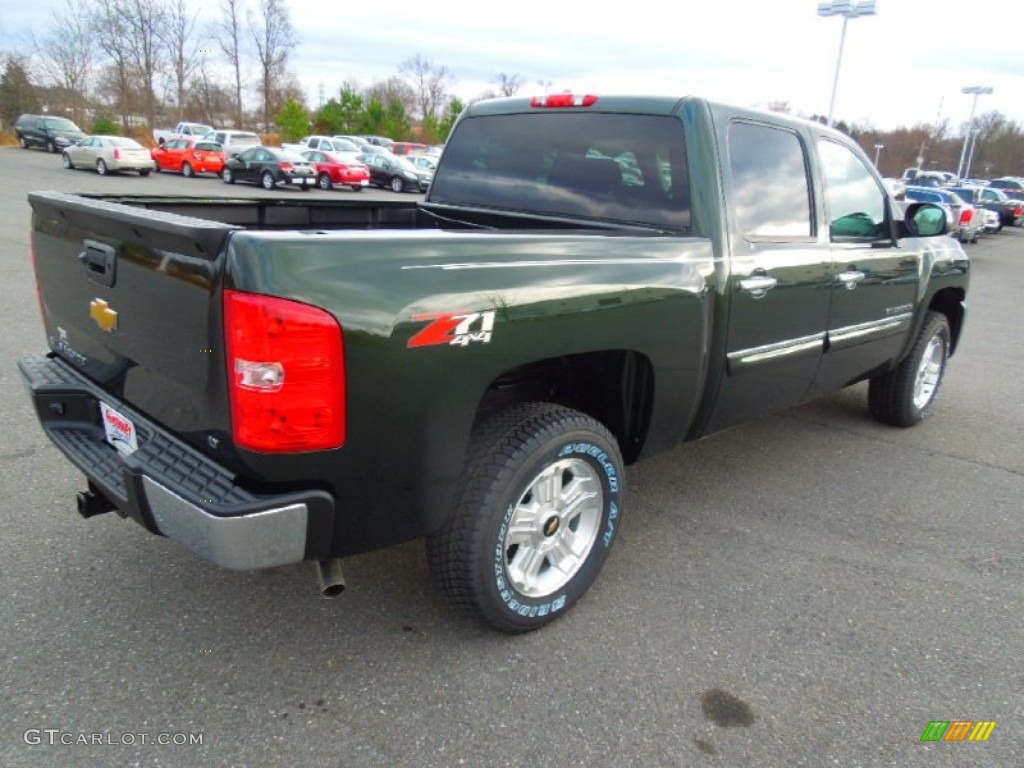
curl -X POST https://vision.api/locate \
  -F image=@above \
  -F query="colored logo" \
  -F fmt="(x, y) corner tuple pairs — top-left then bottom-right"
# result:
(408, 310), (495, 348)
(89, 298), (118, 333)
(920, 721), (996, 742)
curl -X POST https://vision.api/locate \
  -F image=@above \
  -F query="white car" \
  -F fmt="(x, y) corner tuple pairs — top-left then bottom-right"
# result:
(980, 208), (1000, 233)
(62, 136), (155, 176)
(202, 129), (261, 158)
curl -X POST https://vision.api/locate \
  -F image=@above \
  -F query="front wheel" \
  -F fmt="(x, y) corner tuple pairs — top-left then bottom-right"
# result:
(390, 175), (404, 193)
(62, 153), (73, 170)
(20, 136), (28, 149)
(96, 159), (108, 176)
(47, 140), (56, 153)
(427, 403), (624, 633)
(868, 310), (951, 427)
(261, 171), (276, 190)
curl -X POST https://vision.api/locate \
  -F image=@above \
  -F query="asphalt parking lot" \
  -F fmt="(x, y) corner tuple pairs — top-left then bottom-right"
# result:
(1, 146), (1021, 767)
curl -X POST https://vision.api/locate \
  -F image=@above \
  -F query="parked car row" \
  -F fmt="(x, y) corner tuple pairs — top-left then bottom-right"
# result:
(34, 131), (379, 194)
(899, 171), (1024, 245)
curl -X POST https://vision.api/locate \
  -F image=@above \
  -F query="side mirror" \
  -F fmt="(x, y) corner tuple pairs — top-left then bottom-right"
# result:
(902, 202), (948, 237)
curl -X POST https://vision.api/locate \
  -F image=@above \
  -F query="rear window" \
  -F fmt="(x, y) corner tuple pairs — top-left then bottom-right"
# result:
(430, 112), (690, 230)
(233, 133), (260, 145)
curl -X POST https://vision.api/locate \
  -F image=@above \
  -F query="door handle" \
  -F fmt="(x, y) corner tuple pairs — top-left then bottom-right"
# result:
(837, 270), (866, 290)
(739, 274), (778, 298)
(78, 240), (117, 287)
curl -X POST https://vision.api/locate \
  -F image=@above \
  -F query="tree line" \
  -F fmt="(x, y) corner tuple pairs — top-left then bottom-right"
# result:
(0, 0), (482, 143)
(1, 0), (1022, 173)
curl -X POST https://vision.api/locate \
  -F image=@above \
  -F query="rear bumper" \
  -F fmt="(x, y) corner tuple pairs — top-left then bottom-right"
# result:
(19, 354), (334, 570)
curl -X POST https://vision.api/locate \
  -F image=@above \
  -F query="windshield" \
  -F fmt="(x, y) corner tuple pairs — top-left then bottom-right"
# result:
(44, 117), (81, 132)
(431, 112), (690, 230)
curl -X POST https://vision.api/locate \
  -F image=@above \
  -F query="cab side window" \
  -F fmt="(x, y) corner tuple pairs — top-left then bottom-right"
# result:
(818, 139), (888, 241)
(727, 121), (813, 240)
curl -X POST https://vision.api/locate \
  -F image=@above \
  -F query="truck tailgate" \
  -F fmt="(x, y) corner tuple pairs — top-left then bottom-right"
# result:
(29, 191), (237, 444)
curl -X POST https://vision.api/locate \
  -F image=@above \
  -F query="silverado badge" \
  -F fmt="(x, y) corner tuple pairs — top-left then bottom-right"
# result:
(89, 299), (118, 333)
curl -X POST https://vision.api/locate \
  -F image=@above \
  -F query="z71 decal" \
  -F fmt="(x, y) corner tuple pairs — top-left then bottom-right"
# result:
(408, 311), (496, 348)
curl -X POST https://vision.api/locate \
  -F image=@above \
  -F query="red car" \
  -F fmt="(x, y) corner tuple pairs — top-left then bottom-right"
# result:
(151, 138), (226, 177)
(301, 150), (371, 191)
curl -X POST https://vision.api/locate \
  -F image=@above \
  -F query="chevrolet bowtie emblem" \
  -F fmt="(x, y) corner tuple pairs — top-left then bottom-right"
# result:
(89, 299), (118, 333)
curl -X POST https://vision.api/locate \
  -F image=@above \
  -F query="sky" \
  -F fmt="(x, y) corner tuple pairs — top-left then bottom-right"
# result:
(2, 0), (1021, 133)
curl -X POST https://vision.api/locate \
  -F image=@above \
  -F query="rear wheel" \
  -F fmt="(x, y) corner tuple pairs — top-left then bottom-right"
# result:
(350, 185), (363, 192)
(96, 159), (108, 176)
(427, 403), (624, 633)
(261, 171), (276, 190)
(869, 310), (951, 427)
(62, 153), (73, 170)
(182, 162), (194, 178)
(318, 172), (332, 190)
(390, 175), (404, 193)
(139, 169), (150, 177)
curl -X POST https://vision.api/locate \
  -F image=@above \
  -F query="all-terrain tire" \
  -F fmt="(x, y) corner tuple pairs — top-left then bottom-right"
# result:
(427, 403), (624, 633)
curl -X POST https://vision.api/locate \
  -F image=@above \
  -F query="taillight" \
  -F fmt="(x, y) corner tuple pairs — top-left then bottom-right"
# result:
(224, 290), (345, 453)
(960, 209), (972, 225)
(530, 94), (598, 108)
(279, 163), (293, 172)
(113, 149), (121, 160)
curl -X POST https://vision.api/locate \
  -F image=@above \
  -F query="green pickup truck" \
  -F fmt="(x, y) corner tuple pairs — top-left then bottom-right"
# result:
(19, 94), (968, 632)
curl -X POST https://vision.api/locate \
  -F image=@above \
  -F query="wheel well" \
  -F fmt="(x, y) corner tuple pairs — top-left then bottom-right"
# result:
(928, 288), (966, 354)
(475, 351), (654, 464)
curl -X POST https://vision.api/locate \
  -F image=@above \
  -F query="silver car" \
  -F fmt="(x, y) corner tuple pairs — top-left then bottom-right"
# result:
(63, 136), (156, 176)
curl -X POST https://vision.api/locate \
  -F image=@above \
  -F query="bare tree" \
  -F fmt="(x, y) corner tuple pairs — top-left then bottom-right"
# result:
(188, 55), (233, 127)
(248, 0), (296, 131)
(92, 0), (135, 129)
(118, 0), (167, 129)
(399, 53), (455, 121)
(32, 0), (93, 125)
(164, 0), (204, 121)
(364, 77), (416, 116)
(493, 72), (522, 97)
(215, 0), (246, 127)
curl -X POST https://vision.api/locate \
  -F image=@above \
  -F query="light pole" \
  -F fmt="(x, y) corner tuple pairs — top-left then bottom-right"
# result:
(956, 86), (992, 179)
(817, 0), (877, 127)
(873, 143), (884, 167)
(964, 129), (981, 180)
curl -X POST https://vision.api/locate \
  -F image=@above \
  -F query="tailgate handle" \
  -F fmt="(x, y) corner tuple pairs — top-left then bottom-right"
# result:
(78, 240), (117, 287)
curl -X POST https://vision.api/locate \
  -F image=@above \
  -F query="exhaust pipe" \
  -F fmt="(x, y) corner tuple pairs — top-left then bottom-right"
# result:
(316, 558), (347, 597)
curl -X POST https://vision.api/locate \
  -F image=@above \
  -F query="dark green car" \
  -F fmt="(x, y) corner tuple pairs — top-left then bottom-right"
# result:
(15, 113), (86, 153)
(19, 94), (967, 633)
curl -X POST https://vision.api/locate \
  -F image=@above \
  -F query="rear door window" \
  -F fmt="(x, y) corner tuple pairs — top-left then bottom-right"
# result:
(726, 121), (813, 240)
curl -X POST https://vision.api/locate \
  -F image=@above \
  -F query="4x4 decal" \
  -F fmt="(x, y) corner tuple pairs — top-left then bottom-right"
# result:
(408, 311), (496, 348)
